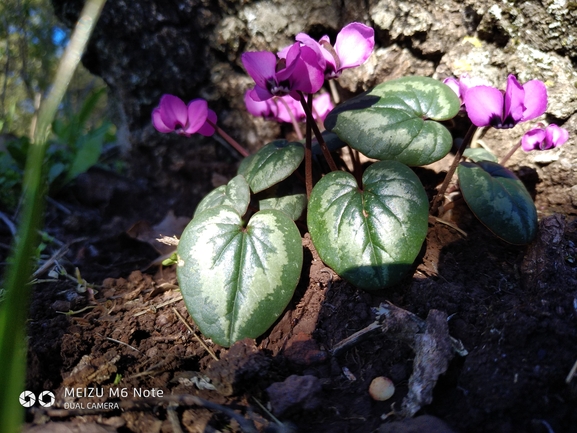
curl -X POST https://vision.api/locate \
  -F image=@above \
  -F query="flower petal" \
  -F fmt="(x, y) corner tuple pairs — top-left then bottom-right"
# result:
(274, 96), (304, 123)
(312, 92), (334, 121)
(295, 33), (326, 69)
(521, 80), (548, 122)
(197, 109), (217, 136)
(152, 107), (173, 133)
(334, 22), (375, 70)
(252, 84), (275, 102)
(244, 89), (273, 118)
(317, 35), (338, 73)
(183, 99), (209, 134)
(279, 43), (305, 79)
(241, 51), (277, 89)
(504, 75), (525, 125)
(158, 94), (187, 130)
(545, 124), (569, 149)
(443, 77), (461, 99)
(521, 128), (546, 151)
(284, 45), (325, 95)
(463, 86), (504, 127)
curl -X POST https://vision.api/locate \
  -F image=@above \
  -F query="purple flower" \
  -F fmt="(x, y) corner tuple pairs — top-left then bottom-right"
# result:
(310, 92), (334, 121)
(241, 43), (325, 101)
(244, 89), (279, 120)
(463, 75), (547, 129)
(443, 74), (491, 105)
(244, 89), (333, 123)
(152, 95), (216, 137)
(521, 124), (569, 151)
(292, 22), (375, 79)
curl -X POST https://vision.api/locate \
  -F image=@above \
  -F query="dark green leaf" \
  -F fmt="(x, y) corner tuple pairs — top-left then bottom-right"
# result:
(238, 140), (304, 193)
(257, 175), (307, 221)
(324, 76), (460, 166)
(63, 122), (109, 183)
(458, 161), (537, 245)
(308, 160), (429, 290)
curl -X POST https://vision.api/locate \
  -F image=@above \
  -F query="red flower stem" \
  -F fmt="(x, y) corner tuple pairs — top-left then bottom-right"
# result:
(304, 94), (313, 198)
(298, 91), (338, 172)
(430, 124), (478, 216)
(277, 97), (304, 140)
(208, 119), (250, 158)
(499, 140), (522, 166)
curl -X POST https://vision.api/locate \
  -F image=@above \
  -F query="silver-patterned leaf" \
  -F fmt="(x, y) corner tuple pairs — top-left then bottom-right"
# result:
(194, 175), (250, 218)
(324, 76), (460, 166)
(238, 140), (304, 193)
(308, 160), (429, 290)
(177, 207), (303, 346)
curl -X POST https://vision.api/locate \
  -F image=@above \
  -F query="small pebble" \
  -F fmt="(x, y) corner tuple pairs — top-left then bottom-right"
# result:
(369, 376), (395, 401)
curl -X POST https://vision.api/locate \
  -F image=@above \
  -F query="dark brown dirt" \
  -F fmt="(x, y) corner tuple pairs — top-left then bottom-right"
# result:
(17, 138), (577, 433)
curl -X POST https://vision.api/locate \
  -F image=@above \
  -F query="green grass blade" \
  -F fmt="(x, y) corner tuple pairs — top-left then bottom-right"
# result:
(0, 1), (106, 431)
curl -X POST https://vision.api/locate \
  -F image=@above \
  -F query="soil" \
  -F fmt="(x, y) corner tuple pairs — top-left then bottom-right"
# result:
(14, 130), (577, 433)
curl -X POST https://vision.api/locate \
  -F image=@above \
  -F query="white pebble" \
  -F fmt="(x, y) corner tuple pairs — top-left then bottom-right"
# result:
(369, 376), (395, 401)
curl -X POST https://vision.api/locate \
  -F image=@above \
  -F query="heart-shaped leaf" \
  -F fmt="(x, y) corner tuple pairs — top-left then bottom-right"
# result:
(308, 160), (429, 290)
(324, 76), (460, 166)
(194, 175), (250, 218)
(238, 140), (304, 193)
(463, 147), (498, 163)
(257, 175), (307, 221)
(458, 161), (537, 245)
(177, 207), (303, 347)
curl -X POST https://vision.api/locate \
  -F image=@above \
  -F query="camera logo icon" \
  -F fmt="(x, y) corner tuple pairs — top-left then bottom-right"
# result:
(19, 391), (36, 408)
(38, 391), (55, 407)
(19, 390), (55, 408)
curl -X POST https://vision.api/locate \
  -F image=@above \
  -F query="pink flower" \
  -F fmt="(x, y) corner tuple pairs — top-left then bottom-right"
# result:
(291, 22), (375, 79)
(244, 90), (333, 123)
(244, 89), (279, 120)
(521, 124), (569, 151)
(463, 75), (547, 129)
(443, 74), (492, 105)
(241, 43), (325, 101)
(311, 92), (334, 121)
(152, 95), (216, 137)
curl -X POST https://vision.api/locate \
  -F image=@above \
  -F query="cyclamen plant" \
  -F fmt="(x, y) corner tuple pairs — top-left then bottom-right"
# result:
(152, 23), (569, 347)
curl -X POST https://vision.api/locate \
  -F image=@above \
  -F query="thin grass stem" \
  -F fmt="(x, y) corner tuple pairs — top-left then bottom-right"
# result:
(0, 1), (107, 431)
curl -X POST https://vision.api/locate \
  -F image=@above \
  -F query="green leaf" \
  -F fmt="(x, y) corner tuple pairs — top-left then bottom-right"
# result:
(463, 147), (498, 163)
(63, 121), (110, 184)
(257, 175), (307, 221)
(47, 162), (66, 185)
(458, 161), (537, 245)
(238, 140), (304, 193)
(324, 76), (460, 166)
(308, 160), (429, 290)
(194, 175), (250, 218)
(177, 207), (303, 347)
(78, 88), (106, 127)
(162, 252), (178, 266)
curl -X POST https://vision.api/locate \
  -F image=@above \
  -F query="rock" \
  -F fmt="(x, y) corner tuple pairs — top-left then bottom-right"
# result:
(266, 375), (322, 417)
(50, 0), (577, 187)
(370, 0), (469, 56)
(338, 46), (435, 93)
